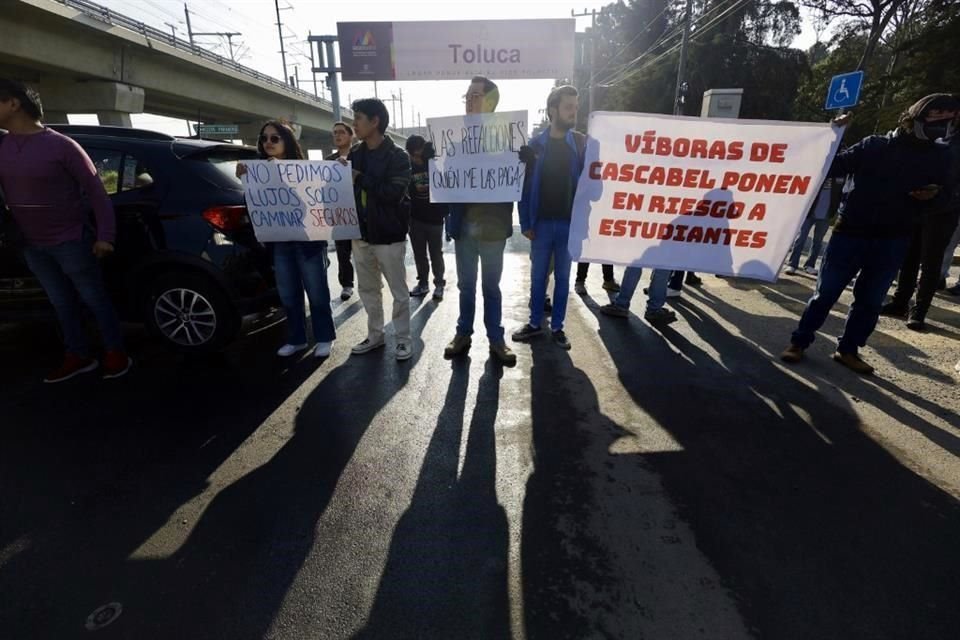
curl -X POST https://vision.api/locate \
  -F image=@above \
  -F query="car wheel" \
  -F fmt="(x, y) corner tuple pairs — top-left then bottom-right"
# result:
(143, 272), (239, 352)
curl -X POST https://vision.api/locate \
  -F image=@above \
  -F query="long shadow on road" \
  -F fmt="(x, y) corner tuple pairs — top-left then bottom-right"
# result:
(0, 300), (394, 639)
(356, 357), (510, 640)
(584, 293), (960, 639)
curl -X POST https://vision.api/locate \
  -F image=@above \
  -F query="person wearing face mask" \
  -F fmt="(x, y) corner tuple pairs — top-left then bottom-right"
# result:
(880, 106), (960, 330)
(405, 135), (447, 301)
(780, 94), (960, 375)
(237, 121), (336, 359)
(326, 121), (356, 302)
(442, 76), (516, 366)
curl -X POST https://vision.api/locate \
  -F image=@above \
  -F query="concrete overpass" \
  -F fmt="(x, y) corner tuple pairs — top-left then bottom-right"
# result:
(0, 0), (404, 149)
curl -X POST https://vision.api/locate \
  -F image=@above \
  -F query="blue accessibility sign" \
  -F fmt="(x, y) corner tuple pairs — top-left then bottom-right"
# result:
(824, 71), (864, 110)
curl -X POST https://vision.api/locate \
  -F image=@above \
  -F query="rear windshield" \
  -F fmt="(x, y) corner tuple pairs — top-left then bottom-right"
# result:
(180, 145), (259, 190)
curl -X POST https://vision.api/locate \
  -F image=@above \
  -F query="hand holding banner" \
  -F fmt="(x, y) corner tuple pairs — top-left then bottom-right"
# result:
(569, 112), (843, 281)
(426, 110), (528, 203)
(240, 160), (361, 243)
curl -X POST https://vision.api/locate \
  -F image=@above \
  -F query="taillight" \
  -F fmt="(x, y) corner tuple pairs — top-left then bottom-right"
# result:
(202, 205), (249, 232)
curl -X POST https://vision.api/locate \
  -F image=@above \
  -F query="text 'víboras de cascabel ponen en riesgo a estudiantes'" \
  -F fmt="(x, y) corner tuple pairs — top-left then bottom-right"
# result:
(591, 131), (818, 249)
(243, 162), (358, 229)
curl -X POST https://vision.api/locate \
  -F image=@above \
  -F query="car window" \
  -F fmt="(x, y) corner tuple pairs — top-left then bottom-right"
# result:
(120, 154), (155, 192)
(182, 146), (259, 190)
(83, 148), (124, 195)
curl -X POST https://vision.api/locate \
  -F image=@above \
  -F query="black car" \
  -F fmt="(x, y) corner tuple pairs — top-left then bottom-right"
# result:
(0, 125), (279, 351)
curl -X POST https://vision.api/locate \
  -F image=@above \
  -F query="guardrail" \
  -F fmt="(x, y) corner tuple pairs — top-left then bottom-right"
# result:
(51, 0), (355, 120)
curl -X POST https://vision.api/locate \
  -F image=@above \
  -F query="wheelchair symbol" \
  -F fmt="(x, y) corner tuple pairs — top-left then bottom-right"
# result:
(833, 79), (851, 104)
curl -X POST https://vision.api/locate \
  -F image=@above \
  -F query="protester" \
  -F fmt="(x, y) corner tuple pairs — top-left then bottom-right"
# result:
(405, 135), (446, 301)
(878, 115), (960, 330)
(574, 262), (619, 295)
(326, 121), (356, 301)
(512, 85), (585, 350)
(342, 98), (414, 361)
(780, 94), (960, 374)
(936, 131), (960, 295)
(940, 220), (960, 294)
(783, 177), (842, 276)
(599, 267), (676, 324)
(0, 79), (132, 382)
(443, 76), (516, 365)
(237, 121), (336, 359)
(665, 270), (702, 298)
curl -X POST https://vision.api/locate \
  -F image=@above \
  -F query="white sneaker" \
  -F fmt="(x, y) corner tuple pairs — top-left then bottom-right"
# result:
(340, 287), (354, 301)
(784, 266), (797, 275)
(803, 266), (819, 275)
(666, 287), (682, 298)
(277, 343), (308, 357)
(395, 343), (412, 361)
(351, 337), (385, 355)
(314, 342), (332, 358)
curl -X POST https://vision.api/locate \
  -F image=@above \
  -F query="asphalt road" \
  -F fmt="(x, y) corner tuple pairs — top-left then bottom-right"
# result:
(2, 235), (959, 639)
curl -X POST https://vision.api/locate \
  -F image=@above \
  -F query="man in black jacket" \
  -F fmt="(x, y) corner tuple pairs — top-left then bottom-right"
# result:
(781, 94), (959, 374)
(342, 98), (414, 361)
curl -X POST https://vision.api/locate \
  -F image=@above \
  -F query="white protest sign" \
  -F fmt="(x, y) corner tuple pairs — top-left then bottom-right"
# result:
(426, 110), (528, 203)
(569, 112), (843, 281)
(240, 160), (361, 243)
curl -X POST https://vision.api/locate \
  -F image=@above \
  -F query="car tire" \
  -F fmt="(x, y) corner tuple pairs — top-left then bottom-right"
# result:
(142, 272), (239, 352)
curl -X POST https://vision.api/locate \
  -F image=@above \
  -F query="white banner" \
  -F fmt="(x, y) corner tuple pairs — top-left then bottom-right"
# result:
(569, 112), (843, 281)
(240, 160), (361, 243)
(395, 20), (574, 81)
(426, 110), (528, 203)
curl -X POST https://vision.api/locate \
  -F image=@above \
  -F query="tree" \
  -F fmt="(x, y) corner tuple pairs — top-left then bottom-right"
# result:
(799, 0), (909, 69)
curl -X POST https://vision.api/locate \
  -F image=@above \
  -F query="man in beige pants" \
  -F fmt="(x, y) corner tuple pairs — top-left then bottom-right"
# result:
(343, 98), (414, 361)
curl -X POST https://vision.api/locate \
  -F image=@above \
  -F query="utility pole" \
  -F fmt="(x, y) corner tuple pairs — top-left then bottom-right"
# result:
(309, 35), (342, 120)
(399, 87), (404, 129)
(308, 31), (319, 97)
(184, 3), (194, 46)
(274, 0), (289, 85)
(192, 31), (242, 61)
(673, 0), (693, 116)
(571, 8), (598, 115)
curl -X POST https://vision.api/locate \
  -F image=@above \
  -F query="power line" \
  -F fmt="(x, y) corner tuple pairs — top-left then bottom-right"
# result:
(597, 0), (747, 87)
(599, 0), (753, 88)
(591, 1), (675, 81)
(596, 0), (743, 86)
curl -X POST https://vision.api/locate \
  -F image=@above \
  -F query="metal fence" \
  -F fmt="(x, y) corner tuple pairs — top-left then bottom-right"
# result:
(52, 0), (353, 119)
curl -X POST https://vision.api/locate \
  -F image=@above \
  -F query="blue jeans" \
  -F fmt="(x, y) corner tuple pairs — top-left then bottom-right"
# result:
(23, 233), (124, 355)
(791, 233), (910, 354)
(273, 241), (335, 344)
(614, 267), (671, 312)
(455, 235), (506, 343)
(788, 215), (830, 269)
(529, 219), (572, 331)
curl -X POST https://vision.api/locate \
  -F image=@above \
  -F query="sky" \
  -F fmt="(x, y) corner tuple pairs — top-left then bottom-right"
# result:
(68, 0), (824, 143)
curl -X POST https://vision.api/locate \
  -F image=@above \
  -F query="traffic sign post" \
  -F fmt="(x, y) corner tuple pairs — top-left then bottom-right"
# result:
(194, 124), (240, 138)
(824, 71), (864, 111)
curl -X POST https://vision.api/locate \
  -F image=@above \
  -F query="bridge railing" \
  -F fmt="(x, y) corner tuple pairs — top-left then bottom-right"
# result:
(52, 0), (354, 120)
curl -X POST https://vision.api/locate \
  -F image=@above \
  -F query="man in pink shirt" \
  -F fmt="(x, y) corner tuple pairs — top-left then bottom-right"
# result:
(0, 79), (132, 382)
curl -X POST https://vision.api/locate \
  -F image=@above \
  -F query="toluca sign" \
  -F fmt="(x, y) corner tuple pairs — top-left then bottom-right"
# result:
(336, 20), (574, 81)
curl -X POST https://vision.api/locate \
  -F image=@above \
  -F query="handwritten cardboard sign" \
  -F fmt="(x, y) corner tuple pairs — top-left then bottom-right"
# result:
(240, 160), (361, 243)
(426, 110), (528, 203)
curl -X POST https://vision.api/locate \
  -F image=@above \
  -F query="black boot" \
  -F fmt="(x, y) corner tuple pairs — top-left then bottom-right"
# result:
(880, 300), (909, 318)
(906, 306), (926, 331)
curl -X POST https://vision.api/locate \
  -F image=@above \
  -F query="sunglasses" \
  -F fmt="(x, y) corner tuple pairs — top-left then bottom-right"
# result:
(259, 134), (282, 144)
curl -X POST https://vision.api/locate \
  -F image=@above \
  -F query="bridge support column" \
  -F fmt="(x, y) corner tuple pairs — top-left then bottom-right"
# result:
(41, 81), (144, 128)
(97, 111), (133, 127)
